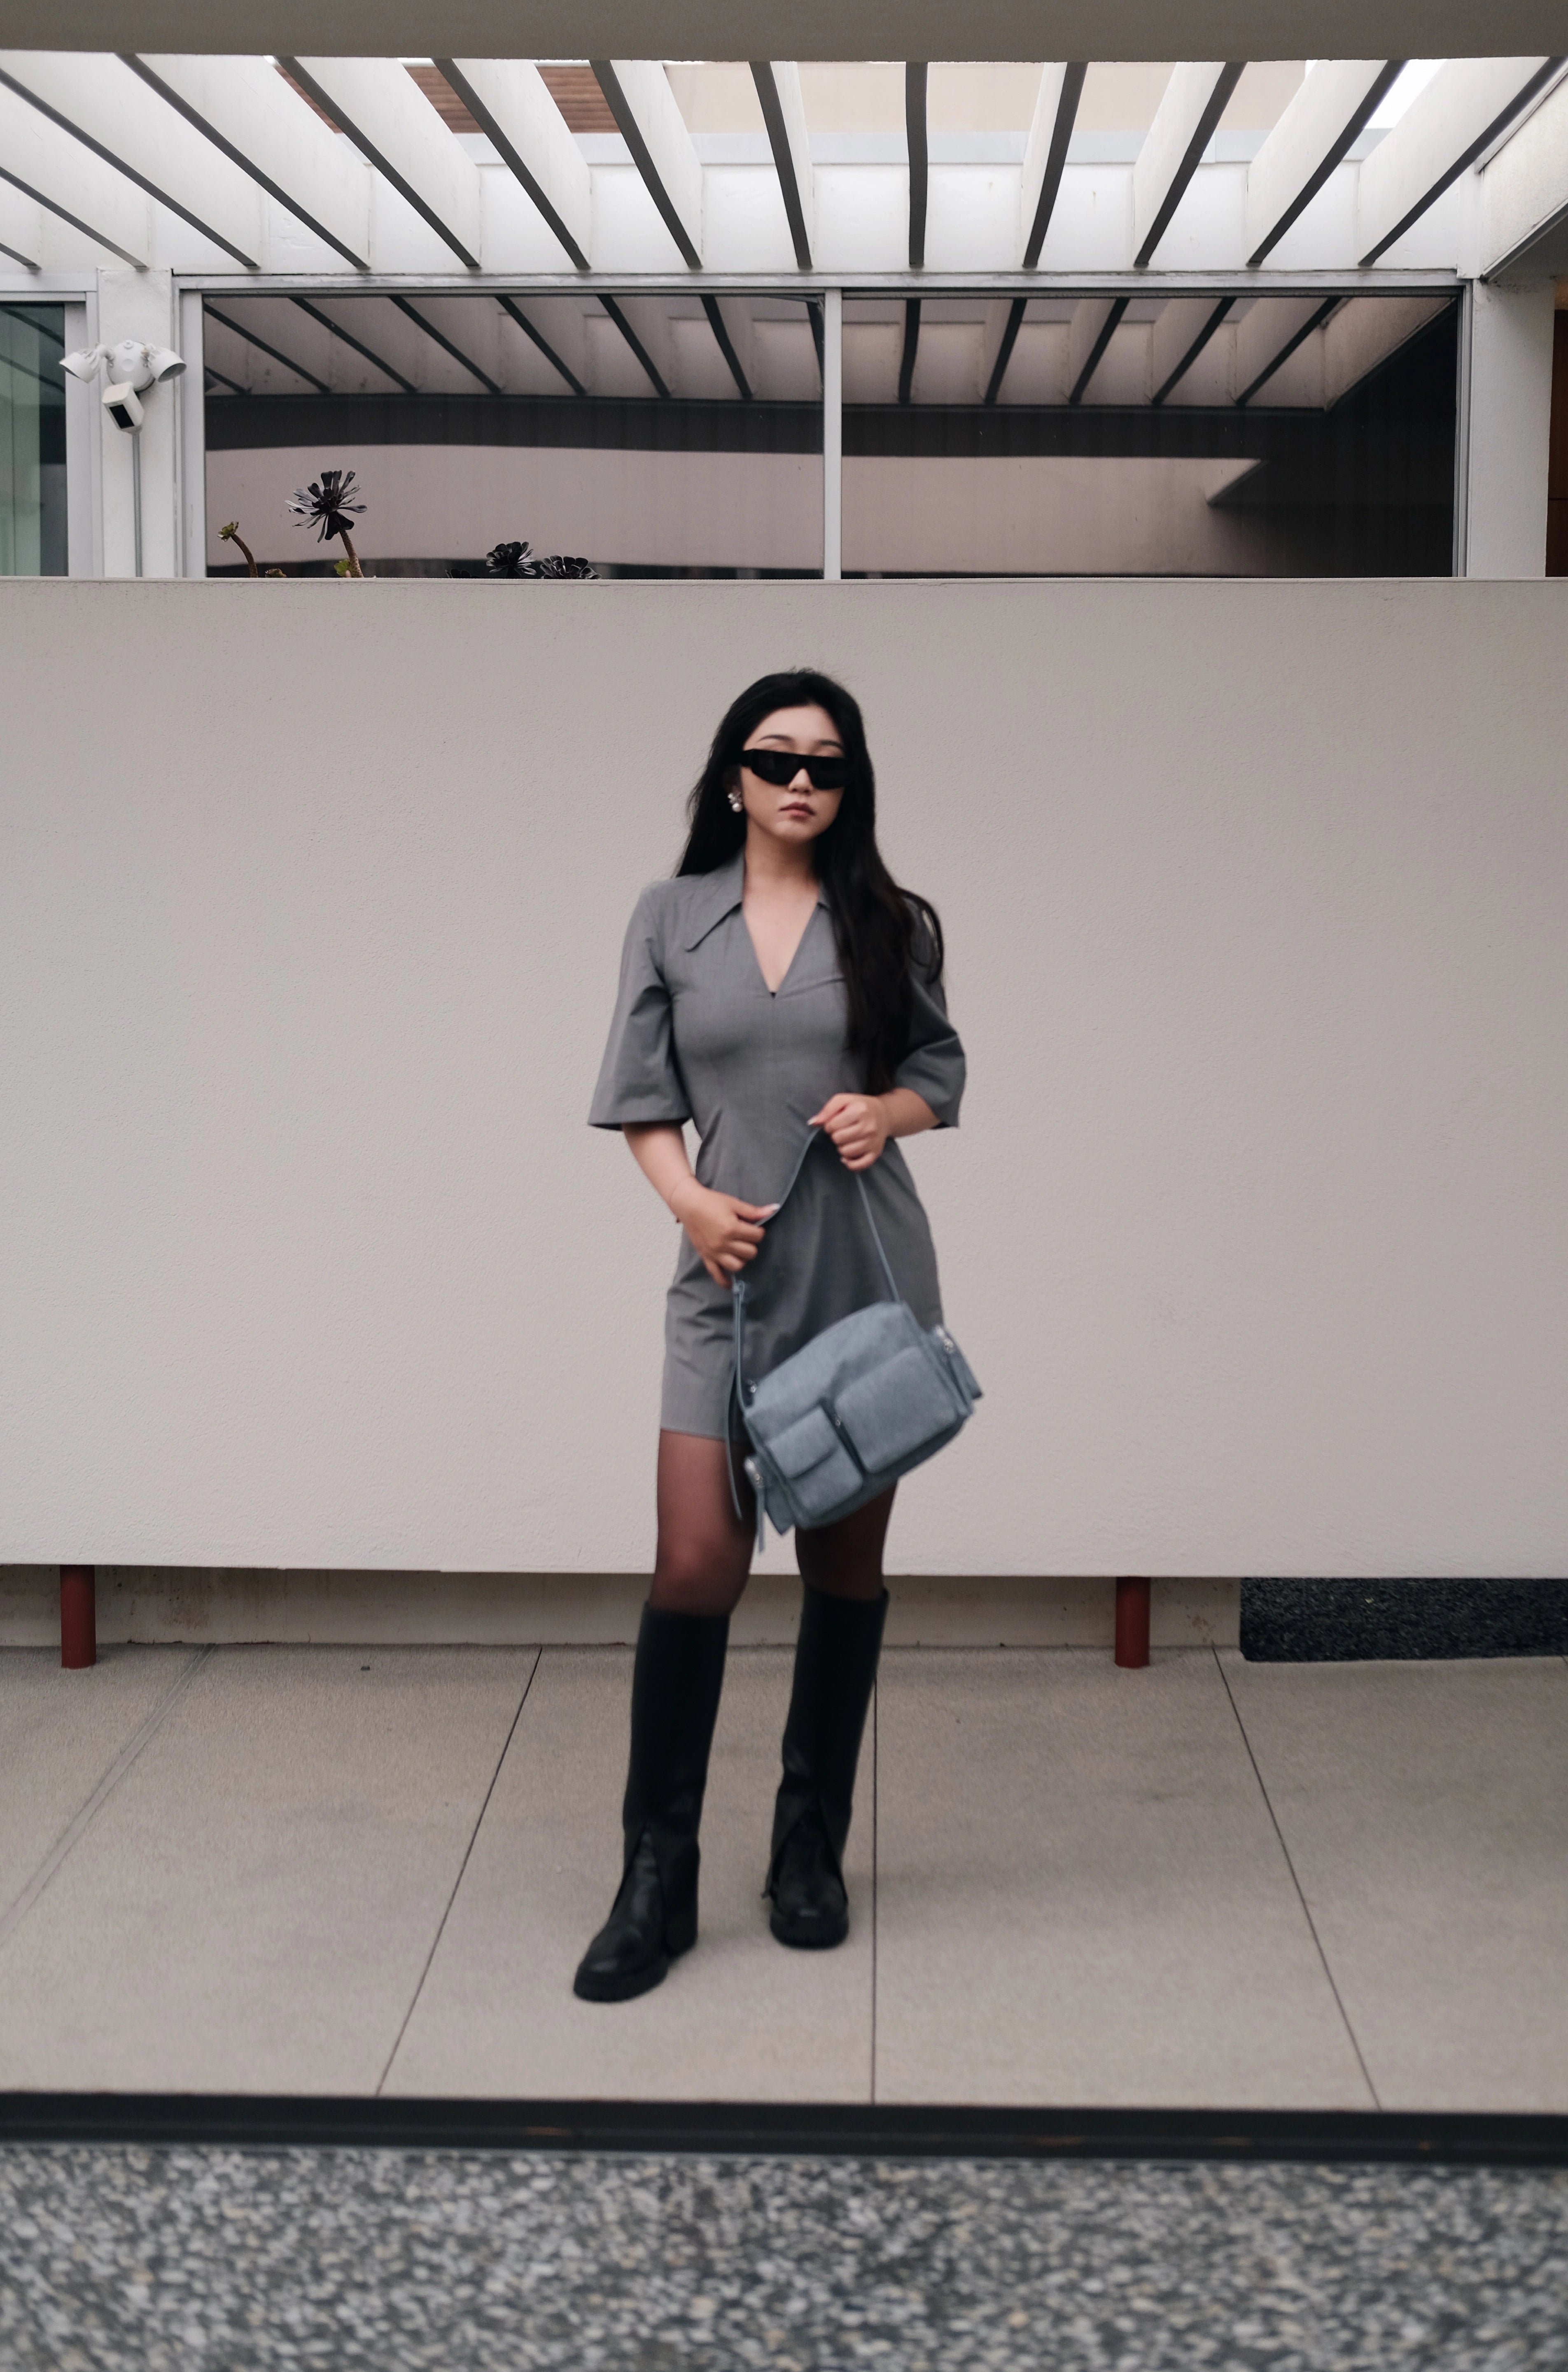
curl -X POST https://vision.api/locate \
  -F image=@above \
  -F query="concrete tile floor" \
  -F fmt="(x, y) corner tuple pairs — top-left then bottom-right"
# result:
(0, 1640), (1564, 2109)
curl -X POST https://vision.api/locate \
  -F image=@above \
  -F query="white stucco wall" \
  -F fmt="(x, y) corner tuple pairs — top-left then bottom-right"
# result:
(2, 577), (1565, 1577)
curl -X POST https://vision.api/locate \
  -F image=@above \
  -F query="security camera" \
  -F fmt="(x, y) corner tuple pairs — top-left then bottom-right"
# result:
(58, 336), (187, 573)
(103, 381), (145, 434)
(61, 340), (187, 395)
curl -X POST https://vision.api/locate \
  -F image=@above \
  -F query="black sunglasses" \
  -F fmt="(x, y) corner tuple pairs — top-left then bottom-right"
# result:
(739, 746), (851, 791)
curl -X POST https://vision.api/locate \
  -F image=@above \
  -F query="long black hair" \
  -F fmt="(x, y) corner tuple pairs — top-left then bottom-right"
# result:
(677, 669), (943, 1094)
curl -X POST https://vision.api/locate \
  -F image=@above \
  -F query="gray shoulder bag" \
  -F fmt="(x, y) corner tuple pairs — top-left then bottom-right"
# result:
(730, 1130), (982, 1551)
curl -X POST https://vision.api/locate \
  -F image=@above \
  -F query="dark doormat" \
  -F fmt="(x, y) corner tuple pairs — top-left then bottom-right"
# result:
(2, 2094), (1566, 2165)
(1241, 1577), (1568, 1660)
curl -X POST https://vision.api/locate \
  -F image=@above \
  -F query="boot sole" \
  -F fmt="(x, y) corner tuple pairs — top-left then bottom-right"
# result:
(573, 1948), (670, 2003)
(572, 1924), (697, 2003)
(769, 1907), (849, 1951)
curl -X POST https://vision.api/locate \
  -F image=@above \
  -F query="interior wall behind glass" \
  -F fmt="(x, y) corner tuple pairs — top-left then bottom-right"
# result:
(202, 293), (822, 579)
(0, 305), (67, 578)
(842, 293), (1457, 577)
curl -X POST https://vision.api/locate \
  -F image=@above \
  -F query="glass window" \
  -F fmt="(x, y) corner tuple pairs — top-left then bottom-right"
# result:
(0, 303), (67, 577)
(202, 292), (823, 579)
(842, 291), (1457, 577)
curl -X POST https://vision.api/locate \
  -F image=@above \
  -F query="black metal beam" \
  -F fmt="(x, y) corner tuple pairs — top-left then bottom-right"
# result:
(123, 52), (369, 270)
(983, 296), (1027, 404)
(435, 56), (589, 271)
(387, 294), (501, 394)
(289, 296), (417, 395)
(495, 294), (584, 397)
(1133, 63), (1245, 269)
(591, 61), (701, 270)
(905, 62), (928, 271)
(897, 296), (921, 404)
(0, 156), (142, 272)
(1247, 61), (1405, 268)
(1067, 296), (1128, 405)
(1235, 295), (1340, 406)
(1360, 56), (1566, 264)
(751, 62), (812, 271)
(1021, 63), (1087, 269)
(701, 294), (752, 399)
(598, 294), (670, 399)
(1151, 294), (1234, 406)
(0, 59), (257, 267)
(205, 301), (330, 395)
(277, 56), (479, 269)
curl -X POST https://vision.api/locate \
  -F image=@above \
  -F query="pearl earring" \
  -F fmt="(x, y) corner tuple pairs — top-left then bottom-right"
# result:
(727, 789), (744, 813)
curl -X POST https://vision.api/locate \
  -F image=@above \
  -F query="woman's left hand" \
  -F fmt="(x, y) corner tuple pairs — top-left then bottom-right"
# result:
(810, 1092), (889, 1172)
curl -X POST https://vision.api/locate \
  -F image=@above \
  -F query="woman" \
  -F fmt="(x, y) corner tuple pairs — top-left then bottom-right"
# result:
(576, 668), (965, 2003)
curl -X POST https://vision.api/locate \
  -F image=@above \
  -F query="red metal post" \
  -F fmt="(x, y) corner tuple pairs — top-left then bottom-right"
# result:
(1114, 1575), (1150, 1668)
(60, 1565), (96, 1669)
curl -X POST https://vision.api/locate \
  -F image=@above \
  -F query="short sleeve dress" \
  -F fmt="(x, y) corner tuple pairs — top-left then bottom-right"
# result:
(590, 851), (966, 1440)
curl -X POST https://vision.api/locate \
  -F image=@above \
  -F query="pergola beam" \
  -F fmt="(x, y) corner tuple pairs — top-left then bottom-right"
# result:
(1244, 59), (1403, 266)
(497, 292), (584, 394)
(590, 59), (703, 268)
(1150, 291), (1232, 402)
(701, 292), (752, 398)
(1357, 55), (1565, 264)
(898, 294), (921, 401)
(0, 48), (260, 263)
(983, 294), (1026, 401)
(905, 61), (928, 271)
(0, 80), (151, 266)
(290, 292), (416, 391)
(1067, 292), (1127, 401)
(1233, 291), (1338, 403)
(1019, 61), (1086, 267)
(598, 291), (670, 395)
(1132, 60), (1245, 268)
(750, 61), (813, 271)
(205, 296), (328, 390)
(387, 292), (501, 391)
(282, 54), (483, 268)
(0, 176), (41, 267)
(1477, 65), (1568, 278)
(126, 52), (371, 269)
(436, 57), (591, 270)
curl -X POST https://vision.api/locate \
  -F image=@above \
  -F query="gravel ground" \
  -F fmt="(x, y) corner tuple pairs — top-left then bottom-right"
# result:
(1, 2144), (1566, 2371)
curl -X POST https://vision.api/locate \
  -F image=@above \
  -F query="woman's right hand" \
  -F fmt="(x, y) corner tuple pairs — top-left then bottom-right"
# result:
(670, 1180), (778, 1286)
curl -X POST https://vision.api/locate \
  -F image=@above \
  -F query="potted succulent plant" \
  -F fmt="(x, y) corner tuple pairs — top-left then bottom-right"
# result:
(287, 468), (367, 576)
(485, 539), (595, 579)
(218, 519), (259, 574)
(217, 519), (286, 577)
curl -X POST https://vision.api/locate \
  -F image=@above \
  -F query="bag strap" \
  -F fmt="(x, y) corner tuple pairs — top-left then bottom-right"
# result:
(726, 1128), (901, 1527)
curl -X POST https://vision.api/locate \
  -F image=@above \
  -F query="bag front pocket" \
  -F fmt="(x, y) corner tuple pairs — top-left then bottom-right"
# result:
(762, 1404), (862, 1524)
(835, 1345), (959, 1476)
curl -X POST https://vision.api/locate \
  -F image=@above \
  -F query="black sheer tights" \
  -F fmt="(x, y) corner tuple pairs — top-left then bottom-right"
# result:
(648, 1430), (893, 1619)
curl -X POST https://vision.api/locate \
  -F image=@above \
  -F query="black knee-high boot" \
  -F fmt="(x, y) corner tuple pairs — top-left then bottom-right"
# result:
(766, 1584), (887, 1950)
(573, 1604), (730, 2003)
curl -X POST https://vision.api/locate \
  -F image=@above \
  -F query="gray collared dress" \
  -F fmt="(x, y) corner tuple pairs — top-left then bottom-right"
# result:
(590, 851), (966, 1441)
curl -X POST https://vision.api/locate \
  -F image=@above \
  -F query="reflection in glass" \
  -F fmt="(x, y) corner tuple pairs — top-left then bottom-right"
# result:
(203, 293), (824, 579)
(842, 292), (1457, 577)
(0, 304), (67, 577)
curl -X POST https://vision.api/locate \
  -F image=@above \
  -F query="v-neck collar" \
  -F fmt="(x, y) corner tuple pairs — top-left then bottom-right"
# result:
(680, 851), (829, 955)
